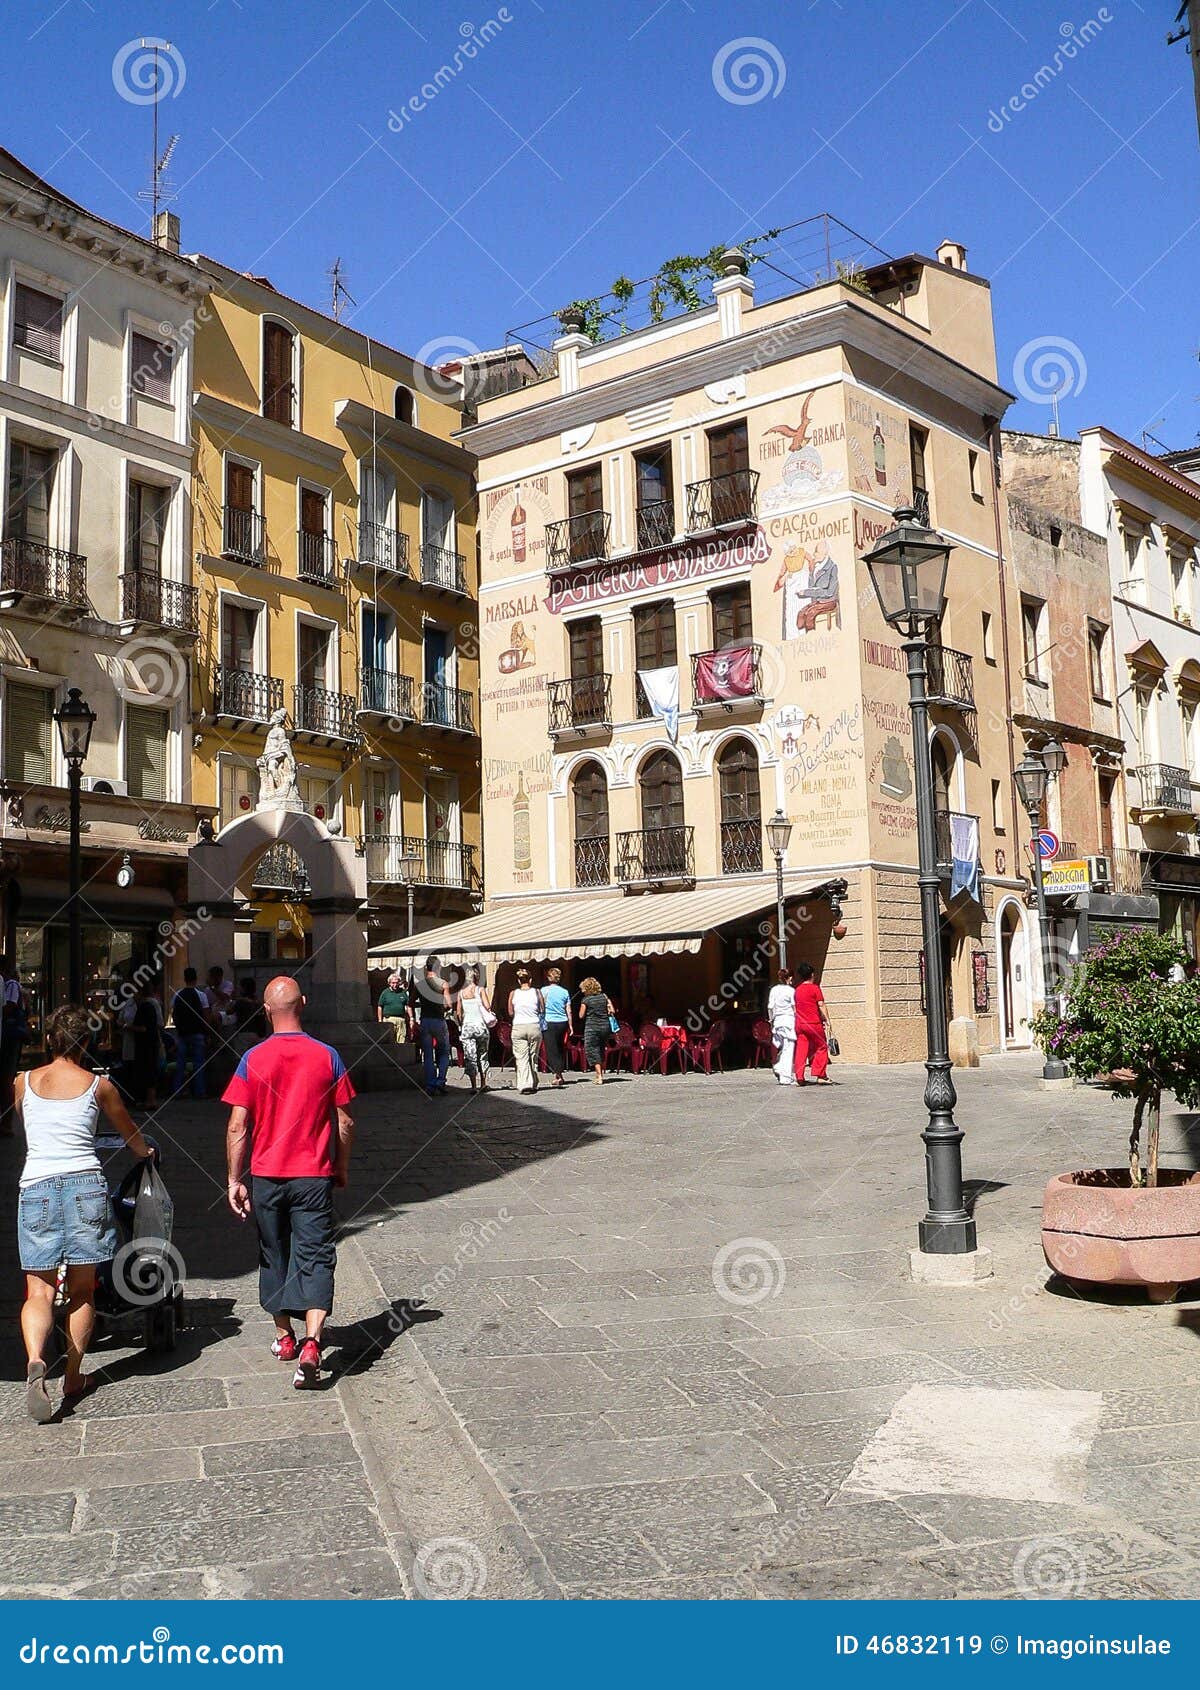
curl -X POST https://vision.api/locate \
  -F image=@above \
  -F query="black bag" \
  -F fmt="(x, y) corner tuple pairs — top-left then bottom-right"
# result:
(827, 1034), (840, 1058)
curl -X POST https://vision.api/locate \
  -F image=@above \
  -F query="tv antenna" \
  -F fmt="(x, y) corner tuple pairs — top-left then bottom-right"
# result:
(328, 258), (356, 322)
(134, 41), (180, 232)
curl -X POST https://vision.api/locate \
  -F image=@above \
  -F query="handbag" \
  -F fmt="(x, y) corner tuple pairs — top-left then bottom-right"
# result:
(481, 1005), (497, 1029)
(827, 1033), (840, 1058)
(608, 1014), (620, 1035)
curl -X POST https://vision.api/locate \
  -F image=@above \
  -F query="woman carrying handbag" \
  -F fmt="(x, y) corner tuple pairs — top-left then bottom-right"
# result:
(457, 965), (495, 1094)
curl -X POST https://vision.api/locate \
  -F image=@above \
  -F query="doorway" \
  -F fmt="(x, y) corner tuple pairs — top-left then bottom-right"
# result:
(998, 899), (1031, 1048)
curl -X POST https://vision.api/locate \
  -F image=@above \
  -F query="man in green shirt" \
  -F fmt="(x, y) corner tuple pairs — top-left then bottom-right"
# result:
(376, 973), (411, 1043)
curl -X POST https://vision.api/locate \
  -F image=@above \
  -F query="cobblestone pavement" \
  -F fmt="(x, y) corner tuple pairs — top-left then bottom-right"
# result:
(3, 1051), (1200, 1599)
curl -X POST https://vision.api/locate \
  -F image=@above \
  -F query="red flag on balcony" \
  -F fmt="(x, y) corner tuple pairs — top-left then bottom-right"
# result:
(694, 645), (756, 702)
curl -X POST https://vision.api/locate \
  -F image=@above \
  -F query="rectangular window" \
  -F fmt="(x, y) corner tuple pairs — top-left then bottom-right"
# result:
(634, 600), (677, 717)
(225, 459), (255, 513)
(5, 441), (55, 545)
(262, 321), (296, 426)
(1098, 772), (1115, 858)
(707, 421), (749, 480)
(710, 582), (753, 647)
(221, 603), (259, 673)
(568, 616), (603, 681)
(1134, 683), (1158, 763)
(991, 778), (1004, 832)
(125, 704), (169, 801)
(1122, 525), (1144, 579)
(12, 284), (62, 359)
(130, 331), (174, 402)
(981, 609), (995, 664)
(297, 622), (331, 691)
(1088, 621), (1109, 702)
(566, 462), (603, 517)
(126, 481), (167, 575)
(634, 445), (673, 549)
(219, 758), (256, 828)
(968, 449), (982, 499)
(1021, 596), (1045, 682)
(909, 426), (929, 520)
(4, 682), (52, 785)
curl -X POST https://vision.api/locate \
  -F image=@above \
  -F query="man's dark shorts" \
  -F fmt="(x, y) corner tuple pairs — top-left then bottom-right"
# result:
(251, 1176), (335, 1316)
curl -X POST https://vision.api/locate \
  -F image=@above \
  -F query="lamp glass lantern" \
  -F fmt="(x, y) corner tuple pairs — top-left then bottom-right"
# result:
(1040, 737), (1066, 778)
(862, 507), (952, 632)
(55, 687), (96, 765)
(765, 808), (792, 859)
(1013, 751), (1050, 815)
(399, 849), (424, 888)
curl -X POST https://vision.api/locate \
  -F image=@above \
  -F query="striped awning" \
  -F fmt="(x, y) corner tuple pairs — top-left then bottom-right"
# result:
(367, 879), (829, 968)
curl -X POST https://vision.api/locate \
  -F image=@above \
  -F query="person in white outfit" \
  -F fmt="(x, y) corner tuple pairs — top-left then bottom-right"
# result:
(456, 965), (493, 1094)
(507, 968), (544, 1094)
(767, 968), (797, 1085)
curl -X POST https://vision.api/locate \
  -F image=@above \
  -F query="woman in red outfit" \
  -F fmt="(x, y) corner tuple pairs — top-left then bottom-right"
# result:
(793, 961), (833, 1085)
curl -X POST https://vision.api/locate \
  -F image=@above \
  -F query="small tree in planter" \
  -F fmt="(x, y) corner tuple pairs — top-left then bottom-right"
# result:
(1030, 928), (1200, 1187)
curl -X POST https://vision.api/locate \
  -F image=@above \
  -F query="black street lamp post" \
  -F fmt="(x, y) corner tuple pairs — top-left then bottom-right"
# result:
(1014, 740), (1067, 1082)
(766, 808), (793, 966)
(400, 846), (423, 938)
(863, 508), (977, 1257)
(54, 687), (95, 1006)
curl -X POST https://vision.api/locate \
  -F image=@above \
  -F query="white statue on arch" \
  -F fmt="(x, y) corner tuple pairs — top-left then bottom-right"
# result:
(256, 709), (303, 812)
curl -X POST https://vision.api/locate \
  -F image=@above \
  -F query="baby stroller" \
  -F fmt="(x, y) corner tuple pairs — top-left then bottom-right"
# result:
(93, 1134), (185, 1353)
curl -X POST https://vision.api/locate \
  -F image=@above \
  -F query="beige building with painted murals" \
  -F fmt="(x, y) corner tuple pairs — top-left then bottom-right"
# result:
(375, 234), (1025, 1064)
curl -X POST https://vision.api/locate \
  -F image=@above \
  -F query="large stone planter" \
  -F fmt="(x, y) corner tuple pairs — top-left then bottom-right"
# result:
(1042, 1169), (1200, 1303)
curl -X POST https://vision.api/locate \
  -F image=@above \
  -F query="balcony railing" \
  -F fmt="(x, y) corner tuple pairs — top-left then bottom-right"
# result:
(120, 571), (199, 634)
(355, 521), (411, 576)
(685, 469), (759, 533)
(548, 673), (612, 735)
(616, 824), (695, 884)
(546, 509), (611, 570)
(1111, 847), (1147, 895)
(926, 645), (975, 711)
(912, 487), (931, 525)
(358, 666), (417, 721)
(253, 842), (309, 895)
(691, 643), (764, 708)
(292, 684), (360, 742)
(934, 807), (979, 875)
(222, 506), (265, 566)
(421, 682), (475, 733)
(213, 666), (283, 722)
(574, 835), (610, 888)
(298, 532), (339, 586)
(0, 537), (87, 607)
(420, 543), (467, 594)
(1135, 763), (1194, 815)
(364, 833), (478, 890)
(720, 817), (763, 875)
(635, 499), (675, 552)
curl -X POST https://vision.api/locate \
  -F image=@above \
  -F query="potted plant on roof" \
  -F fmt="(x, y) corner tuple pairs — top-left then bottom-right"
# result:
(1031, 927), (1200, 1303)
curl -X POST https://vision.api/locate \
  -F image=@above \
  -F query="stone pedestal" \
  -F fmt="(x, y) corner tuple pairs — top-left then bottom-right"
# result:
(908, 1246), (994, 1285)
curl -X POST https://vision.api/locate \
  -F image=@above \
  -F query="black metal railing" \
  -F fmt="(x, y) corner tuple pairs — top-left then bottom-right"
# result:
(120, 571), (199, 633)
(355, 521), (411, 576)
(292, 684), (360, 741)
(548, 673), (612, 733)
(358, 666), (417, 721)
(222, 506), (265, 566)
(691, 643), (764, 706)
(926, 645), (975, 711)
(720, 817), (763, 874)
(912, 487), (931, 525)
(574, 835), (610, 888)
(635, 499), (675, 552)
(616, 824), (695, 883)
(934, 806), (979, 874)
(546, 509), (611, 569)
(298, 532), (339, 586)
(213, 666), (283, 721)
(420, 543), (467, 594)
(253, 842), (309, 895)
(685, 469), (759, 532)
(1135, 763), (1194, 814)
(421, 682), (475, 733)
(364, 834), (477, 889)
(0, 537), (87, 607)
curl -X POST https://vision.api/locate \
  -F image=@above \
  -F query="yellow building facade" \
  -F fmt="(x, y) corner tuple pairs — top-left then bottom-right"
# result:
(190, 258), (480, 962)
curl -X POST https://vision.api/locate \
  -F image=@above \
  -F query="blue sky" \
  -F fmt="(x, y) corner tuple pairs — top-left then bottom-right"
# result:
(9, 0), (1197, 444)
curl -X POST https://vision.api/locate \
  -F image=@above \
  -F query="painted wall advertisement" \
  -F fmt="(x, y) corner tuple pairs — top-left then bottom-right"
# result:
(862, 631), (918, 855)
(483, 475), (554, 573)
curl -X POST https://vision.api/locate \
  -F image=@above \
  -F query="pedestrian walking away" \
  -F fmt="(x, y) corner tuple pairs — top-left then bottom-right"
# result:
(541, 967), (571, 1087)
(223, 976), (355, 1390)
(577, 977), (616, 1085)
(767, 968), (797, 1085)
(16, 1004), (153, 1422)
(415, 955), (452, 1096)
(793, 961), (834, 1085)
(171, 967), (210, 1099)
(456, 965), (494, 1094)
(508, 967), (544, 1094)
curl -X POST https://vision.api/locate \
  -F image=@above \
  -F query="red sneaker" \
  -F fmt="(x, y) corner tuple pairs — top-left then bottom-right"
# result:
(292, 1337), (321, 1389)
(271, 1333), (298, 1362)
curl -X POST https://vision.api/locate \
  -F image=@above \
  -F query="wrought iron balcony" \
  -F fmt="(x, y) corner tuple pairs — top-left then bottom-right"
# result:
(546, 509), (611, 570)
(548, 673), (612, 737)
(358, 666), (417, 722)
(685, 469), (759, 533)
(616, 824), (695, 884)
(253, 842), (309, 895)
(421, 682), (475, 734)
(934, 807), (979, 877)
(1135, 763), (1194, 816)
(635, 499), (675, 552)
(212, 666), (282, 723)
(691, 643), (764, 712)
(298, 532), (339, 587)
(720, 817), (763, 875)
(911, 487), (931, 525)
(0, 537), (87, 608)
(120, 571), (199, 635)
(222, 506), (265, 566)
(574, 835), (610, 888)
(364, 833), (478, 890)
(353, 521), (411, 577)
(291, 684), (360, 743)
(925, 645), (975, 711)
(420, 543), (467, 594)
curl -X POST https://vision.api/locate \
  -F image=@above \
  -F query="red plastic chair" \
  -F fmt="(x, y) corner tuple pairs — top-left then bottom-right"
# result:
(605, 1021), (639, 1073)
(750, 1018), (776, 1068)
(687, 1018), (726, 1075)
(639, 1021), (681, 1075)
(495, 1022), (515, 1073)
(564, 1031), (587, 1071)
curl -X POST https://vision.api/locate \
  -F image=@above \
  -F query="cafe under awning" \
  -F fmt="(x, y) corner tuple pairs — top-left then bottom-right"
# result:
(367, 879), (832, 969)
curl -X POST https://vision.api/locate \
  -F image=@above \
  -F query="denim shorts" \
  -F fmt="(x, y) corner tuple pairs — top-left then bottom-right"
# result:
(18, 1170), (117, 1272)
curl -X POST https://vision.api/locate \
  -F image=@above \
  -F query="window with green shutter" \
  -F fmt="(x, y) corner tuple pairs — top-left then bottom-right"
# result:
(3, 683), (52, 785)
(125, 705), (168, 801)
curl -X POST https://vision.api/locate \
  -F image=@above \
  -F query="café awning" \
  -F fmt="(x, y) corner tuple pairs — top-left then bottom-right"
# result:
(367, 879), (831, 968)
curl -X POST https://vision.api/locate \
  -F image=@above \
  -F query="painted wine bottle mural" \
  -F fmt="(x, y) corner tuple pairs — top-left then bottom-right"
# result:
(873, 415), (887, 486)
(513, 768), (532, 871)
(511, 483), (527, 564)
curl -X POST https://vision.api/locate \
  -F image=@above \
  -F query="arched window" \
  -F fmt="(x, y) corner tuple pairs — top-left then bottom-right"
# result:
(637, 750), (688, 878)
(718, 738), (762, 873)
(262, 319), (297, 426)
(572, 761), (609, 887)
(394, 385), (415, 425)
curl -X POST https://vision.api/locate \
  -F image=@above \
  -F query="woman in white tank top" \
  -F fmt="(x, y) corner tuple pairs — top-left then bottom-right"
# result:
(16, 1004), (151, 1423)
(507, 968), (545, 1095)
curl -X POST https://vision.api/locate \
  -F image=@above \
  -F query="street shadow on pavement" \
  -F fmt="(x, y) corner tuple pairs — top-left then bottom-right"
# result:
(962, 1177), (1008, 1214)
(328, 1297), (442, 1378)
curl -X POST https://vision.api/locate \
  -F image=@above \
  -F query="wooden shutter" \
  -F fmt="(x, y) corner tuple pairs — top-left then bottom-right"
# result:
(225, 460), (254, 512)
(707, 422), (748, 479)
(569, 617), (603, 681)
(126, 705), (168, 801)
(127, 482), (165, 574)
(634, 600), (676, 668)
(131, 332), (173, 402)
(573, 762), (608, 838)
(567, 463), (603, 516)
(4, 683), (51, 785)
(262, 322), (294, 424)
(718, 739), (761, 823)
(639, 751), (684, 831)
(221, 604), (257, 671)
(297, 623), (329, 689)
(711, 583), (752, 646)
(13, 285), (62, 358)
(300, 487), (326, 536)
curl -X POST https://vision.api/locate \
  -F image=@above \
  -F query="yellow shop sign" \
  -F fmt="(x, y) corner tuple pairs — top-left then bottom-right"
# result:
(1042, 859), (1090, 892)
